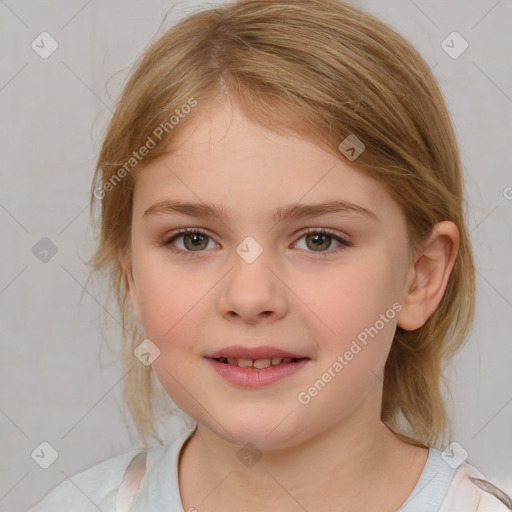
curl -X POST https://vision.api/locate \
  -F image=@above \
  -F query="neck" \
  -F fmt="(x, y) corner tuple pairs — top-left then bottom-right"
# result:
(178, 399), (427, 512)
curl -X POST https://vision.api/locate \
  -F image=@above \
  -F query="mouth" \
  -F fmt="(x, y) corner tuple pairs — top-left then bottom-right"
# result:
(204, 345), (311, 387)
(211, 356), (307, 369)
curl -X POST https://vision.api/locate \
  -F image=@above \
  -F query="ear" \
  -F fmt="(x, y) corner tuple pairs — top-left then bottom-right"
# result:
(118, 249), (143, 326)
(397, 221), (459, 331)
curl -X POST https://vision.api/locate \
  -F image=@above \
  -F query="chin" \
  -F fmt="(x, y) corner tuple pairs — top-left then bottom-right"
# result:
(200, 409), (303, 450)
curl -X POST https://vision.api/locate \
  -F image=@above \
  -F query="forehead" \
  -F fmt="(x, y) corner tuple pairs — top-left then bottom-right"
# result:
(132, 100), (398, 224)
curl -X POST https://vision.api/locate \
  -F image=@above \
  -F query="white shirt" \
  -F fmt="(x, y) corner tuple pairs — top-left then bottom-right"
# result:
(27, 426), (511, 512)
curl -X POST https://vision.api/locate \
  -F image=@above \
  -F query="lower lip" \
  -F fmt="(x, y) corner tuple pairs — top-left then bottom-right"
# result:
(205, 358), (310, 388)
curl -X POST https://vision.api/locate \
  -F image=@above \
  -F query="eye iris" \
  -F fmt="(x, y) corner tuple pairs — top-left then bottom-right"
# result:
(306, 233), (331, 251)
(184, 233), (208, 251)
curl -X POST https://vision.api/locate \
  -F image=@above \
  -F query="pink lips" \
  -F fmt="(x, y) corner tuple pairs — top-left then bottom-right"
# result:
(205, 345), (310, 388)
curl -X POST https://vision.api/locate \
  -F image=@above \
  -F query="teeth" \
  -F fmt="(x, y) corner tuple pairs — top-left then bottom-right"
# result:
(217, 356), (297, 368)
(253, 358), (271, 369)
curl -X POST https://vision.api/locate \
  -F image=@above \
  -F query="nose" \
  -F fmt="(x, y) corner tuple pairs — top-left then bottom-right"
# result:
(217, 241), (288, 325)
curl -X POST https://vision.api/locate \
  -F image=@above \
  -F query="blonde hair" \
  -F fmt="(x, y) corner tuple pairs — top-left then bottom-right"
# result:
(88, 0), (475, 448)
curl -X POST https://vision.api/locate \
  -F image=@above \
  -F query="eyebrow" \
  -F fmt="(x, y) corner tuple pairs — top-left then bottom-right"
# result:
(142, 198), (378, 223)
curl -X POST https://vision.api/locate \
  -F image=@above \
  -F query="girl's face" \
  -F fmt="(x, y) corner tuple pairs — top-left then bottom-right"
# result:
(125, 100), (414, 449)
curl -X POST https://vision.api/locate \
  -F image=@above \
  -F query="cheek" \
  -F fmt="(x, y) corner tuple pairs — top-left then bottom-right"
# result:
(132, 251), (220, 403)
(295, 255), (401, 346)
(134, 260), (209, 414)
(294, 266), (399, 420)
(290, 255), (402, 408)
(133, 248), (209, 340)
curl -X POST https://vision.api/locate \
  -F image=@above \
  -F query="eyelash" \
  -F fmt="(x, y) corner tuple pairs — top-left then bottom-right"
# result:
(159, 227), (353, 257)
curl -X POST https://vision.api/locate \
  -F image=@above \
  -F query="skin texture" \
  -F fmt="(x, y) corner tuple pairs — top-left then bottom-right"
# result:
(121, 99), (459, 511)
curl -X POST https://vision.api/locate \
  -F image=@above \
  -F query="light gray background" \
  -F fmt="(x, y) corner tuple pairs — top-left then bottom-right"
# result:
(0, 1), (511, 510)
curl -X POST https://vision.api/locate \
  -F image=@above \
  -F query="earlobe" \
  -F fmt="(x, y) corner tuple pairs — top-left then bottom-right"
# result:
(119, 250), (143, 326)
(397, 221), (459, 331)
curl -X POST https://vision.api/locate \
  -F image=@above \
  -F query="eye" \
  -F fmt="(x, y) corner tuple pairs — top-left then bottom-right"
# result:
(160, 228), (218, 254)
(160, 227), (352, 256)
(294, 228), (352, 253)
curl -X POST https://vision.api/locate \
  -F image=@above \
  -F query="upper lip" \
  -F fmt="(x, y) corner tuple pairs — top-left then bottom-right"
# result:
(205, 345), (308, 360)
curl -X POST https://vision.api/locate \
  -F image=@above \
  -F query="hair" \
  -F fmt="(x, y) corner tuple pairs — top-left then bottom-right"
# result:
(88, 0), (475, 448)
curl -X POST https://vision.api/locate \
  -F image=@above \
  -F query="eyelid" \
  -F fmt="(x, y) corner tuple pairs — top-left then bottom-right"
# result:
(299, 227), (351, 242)
(295, 227), (353, 250)
(160, 227), (218, 246)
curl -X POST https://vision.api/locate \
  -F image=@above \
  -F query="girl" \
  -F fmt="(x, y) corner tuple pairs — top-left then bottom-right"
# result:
(28, 0), (511, 510)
